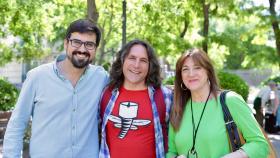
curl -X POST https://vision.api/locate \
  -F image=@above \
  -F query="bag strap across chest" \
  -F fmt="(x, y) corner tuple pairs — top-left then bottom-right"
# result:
(220, 90), (242, 152)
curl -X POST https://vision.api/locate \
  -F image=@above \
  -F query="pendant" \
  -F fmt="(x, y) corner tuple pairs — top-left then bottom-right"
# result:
(187, 148), (198, 158)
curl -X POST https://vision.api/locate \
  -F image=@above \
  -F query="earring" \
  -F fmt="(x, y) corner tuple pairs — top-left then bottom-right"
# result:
(208, 79), (211, 85)
(181, 83), (187, 90)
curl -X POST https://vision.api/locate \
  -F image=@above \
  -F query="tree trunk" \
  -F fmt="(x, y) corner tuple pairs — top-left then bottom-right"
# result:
(87, 0), (98, 24)
(122, 0), (127, 47)
(180, 12), (189, 38)
(268, 0), (280, 60)
(97, 4), (114, 65)
(202, 1), (209, 53)
(98, 27), (106, 65)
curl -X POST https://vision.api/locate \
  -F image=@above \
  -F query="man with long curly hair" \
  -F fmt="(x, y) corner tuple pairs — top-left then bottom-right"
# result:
(99, 39), (173, 158)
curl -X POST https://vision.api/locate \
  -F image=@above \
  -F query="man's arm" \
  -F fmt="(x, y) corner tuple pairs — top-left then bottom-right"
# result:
(3, 71), (36, 158)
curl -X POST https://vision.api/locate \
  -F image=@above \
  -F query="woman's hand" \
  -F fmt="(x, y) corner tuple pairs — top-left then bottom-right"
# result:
(173, 155), (187, 158)
(221, 149), (248, 158)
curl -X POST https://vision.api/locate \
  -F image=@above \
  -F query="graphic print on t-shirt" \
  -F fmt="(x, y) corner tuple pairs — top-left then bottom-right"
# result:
(108, 101), (151, 139)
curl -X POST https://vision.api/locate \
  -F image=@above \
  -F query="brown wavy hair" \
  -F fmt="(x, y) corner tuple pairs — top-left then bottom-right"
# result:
(170, 48), (220, 131)
(109, 39), (162, 89)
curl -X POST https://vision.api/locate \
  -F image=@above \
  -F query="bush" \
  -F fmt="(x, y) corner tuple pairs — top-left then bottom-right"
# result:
(218, 71), (249, 101)
(0, 78), (19, 111)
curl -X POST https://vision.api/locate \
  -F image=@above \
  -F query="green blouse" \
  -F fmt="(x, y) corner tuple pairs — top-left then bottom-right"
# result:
(167, 91), (269, 158)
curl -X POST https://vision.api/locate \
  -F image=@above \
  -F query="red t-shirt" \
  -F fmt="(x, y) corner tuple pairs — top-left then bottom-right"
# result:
(106, 86), (156, 158)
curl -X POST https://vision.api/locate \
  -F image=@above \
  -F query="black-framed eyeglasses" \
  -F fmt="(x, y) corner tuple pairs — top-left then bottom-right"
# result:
(68, 38), (97, 50)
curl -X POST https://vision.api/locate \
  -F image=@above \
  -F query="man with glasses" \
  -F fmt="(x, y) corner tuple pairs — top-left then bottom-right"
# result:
(3, 19), (108, 158)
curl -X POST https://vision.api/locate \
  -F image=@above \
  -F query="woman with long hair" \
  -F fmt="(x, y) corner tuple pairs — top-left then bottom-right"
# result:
(167, 48), (269, 158)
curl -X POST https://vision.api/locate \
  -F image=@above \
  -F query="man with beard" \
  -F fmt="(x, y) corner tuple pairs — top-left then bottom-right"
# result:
(3, 19), (108, 158)
(99, 39), (173, 158)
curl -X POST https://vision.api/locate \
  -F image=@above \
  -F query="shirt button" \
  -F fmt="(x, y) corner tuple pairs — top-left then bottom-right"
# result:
(72, 126), (75, 130)
(73, 109), (76, 112)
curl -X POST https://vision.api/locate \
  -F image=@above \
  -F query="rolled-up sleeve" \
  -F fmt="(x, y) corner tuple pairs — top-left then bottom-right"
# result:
(227, 92), (269, 158)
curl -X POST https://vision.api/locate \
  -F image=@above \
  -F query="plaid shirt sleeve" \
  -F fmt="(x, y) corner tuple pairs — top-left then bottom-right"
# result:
(99, 89), (119, 158)
(149, 86), (174, 158)
(161, 86), (174, 124)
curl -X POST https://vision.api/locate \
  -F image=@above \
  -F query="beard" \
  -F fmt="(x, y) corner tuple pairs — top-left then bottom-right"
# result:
(67, 51), (92, 69)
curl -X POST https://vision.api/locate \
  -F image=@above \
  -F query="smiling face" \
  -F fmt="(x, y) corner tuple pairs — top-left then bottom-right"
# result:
(122, 44), (149, 90)
(64, 32), (97, 69)
(181, 57), (209, 93)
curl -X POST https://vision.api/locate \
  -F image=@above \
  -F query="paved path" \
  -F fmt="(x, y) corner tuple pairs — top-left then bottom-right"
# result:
(0, 143), (3, 158)
(249, 86), (280, 157)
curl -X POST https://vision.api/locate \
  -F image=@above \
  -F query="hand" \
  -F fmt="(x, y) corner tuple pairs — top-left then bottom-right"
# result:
(221, 149), (248, 158)
(273, 111), (276, 116)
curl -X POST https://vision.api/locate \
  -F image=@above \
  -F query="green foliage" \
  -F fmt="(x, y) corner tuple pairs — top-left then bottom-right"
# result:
(0, 0), (279, 70)
(262, 74), (280, 85)
(211, 19), (278, 69)
(0, 44), (13, 66)
(163, 76), (175, 85)
(218, 71), (249, 101)
(101, 61), (111, 71)
(101, 0), (279, 69)
(0, 0), (87, 65)
(0, 78), (19, 111)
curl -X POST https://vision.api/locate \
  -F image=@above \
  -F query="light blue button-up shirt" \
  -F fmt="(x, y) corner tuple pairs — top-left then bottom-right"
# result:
(3, 57), (108, 158)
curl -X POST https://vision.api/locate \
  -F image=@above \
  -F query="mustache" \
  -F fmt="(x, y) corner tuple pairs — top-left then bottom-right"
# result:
(72, 51), (90, 57)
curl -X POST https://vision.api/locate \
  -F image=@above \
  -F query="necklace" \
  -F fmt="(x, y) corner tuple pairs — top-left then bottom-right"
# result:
(187, 91), (211, 158)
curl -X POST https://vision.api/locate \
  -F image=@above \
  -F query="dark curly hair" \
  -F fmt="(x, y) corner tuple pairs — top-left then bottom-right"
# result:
(109, 39), (162, 89)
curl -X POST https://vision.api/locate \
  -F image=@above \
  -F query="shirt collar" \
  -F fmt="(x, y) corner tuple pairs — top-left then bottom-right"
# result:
(112, 85), (155, 93)
(53, 54), (66, 81)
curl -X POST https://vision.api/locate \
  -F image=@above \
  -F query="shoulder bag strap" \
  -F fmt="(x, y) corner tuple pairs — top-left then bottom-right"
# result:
(220, 90), (242, 152)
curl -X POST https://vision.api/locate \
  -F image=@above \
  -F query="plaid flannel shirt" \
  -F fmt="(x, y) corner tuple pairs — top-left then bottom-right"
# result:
(99, 85), (173, 158)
